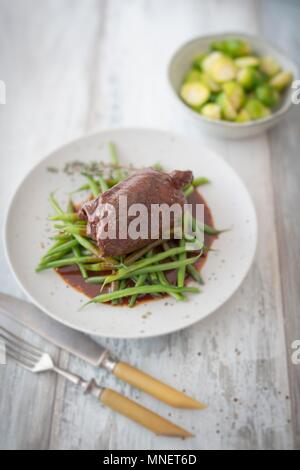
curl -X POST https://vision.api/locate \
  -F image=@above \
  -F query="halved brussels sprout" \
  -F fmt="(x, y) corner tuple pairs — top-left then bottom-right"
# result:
(202, 52), (224, 73)
(235, 56), (260, 68)
(211, 39), (252, 58)
(184, 69), (203, 83)
(223, 81), (245, 110)
(201, 103), (221, 120)
(256, 84), (279, 108)
(260, 56), (281, 77)
(245, 98), (271, 120)
(180, 82), (210, 108)
(209, 56), (237, 83)
(209, 92), (220, 103)
(216, 92), (238, 120)
(192, 53), (207, 71)
(200, 72), (221, 92)
(237, 67), (264, 91)
(270, 71), (293, 91)
(235, 109), (251, 123)
(184, 69), (220, 92)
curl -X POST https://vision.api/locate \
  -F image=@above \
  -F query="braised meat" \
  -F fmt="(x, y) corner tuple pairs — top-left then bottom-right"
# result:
(79, 168), (193, 257)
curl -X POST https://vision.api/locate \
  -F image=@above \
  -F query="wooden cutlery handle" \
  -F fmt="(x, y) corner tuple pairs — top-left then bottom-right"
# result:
(113, 361), (206, 409)
(100, 388), (192, 437)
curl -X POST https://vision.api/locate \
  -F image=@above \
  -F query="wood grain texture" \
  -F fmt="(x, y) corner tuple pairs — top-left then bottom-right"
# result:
(258, 0), (300, 449)
(0, 0), (299, 450)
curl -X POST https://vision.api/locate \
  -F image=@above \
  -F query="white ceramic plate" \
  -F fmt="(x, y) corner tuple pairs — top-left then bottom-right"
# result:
(4, 128), (257, 339)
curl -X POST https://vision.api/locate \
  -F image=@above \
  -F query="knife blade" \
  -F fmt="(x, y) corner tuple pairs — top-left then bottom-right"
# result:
(0, 292), (206, 409)
(0, 292), (109, 366)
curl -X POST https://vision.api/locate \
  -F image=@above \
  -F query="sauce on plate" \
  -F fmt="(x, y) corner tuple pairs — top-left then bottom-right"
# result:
(57, 190), (216, 304)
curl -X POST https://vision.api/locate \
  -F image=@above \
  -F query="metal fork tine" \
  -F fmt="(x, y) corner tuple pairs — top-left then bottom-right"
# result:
(0, 332), (41, 362)
(0, 327), (43, 359)
(0, 326), (43, 355)
(4, 340), (39, 366)
(1, 327), (84, 389)
(6, 349), (36, 370)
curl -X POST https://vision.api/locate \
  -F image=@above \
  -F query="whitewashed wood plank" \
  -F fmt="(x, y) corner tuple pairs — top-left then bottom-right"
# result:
(0, 314), (61, 449)
(258, 0), (300, 450)
(267, 109), (300, 450)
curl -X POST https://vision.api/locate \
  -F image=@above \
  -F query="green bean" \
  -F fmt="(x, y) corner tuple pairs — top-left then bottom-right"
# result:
(82, 173), (100, 197)
(98, 175), (109, 192)
(126, 255), (199, 277)
(187, 211), (224, 236)
(36, 256), (100, 272)
(75, 220), (87, 226)
(51, 234), (71, 241)
(129, 250), (152, 306)
(192, 177), (210, 187)
(152, 162), (164, 172)
(86, 257), (201, 285)
(103, 255), (199, 282)
(163, 240), (204, 285)
(104, 246), (190, 285)
(150, 272), (159, 283)
(71, 183), (90, 194)
(177, 239), (186, 288)
(84, 285), (200, 305)
(156, 271), (167, 285)
(55, 221), (83, 230)
(124, 239), (166, 265)
(49, 192), (64, 215)
(49, 213), (79, 222)
(86, 255), (198, 284)
(107, 178), (120, 188)
(110, 280), (120, 304)
(112, 279), (128, 305)
(109, 142), (123, 181)
(86, 275), (107, 284)
(72, 179), (115, 194)
(55, 225), (86, 236)
(67, 199), (74, 213)
(83, 262), (120, 271)
(185, 237), (204, 252)
(54, 220), (86, 228)
(183, 185), (194, 197)
(119, 279), (127, 290)
(157, 271), (186, 301)
(41, 239), (70, 259)
(203, 223), (224, 236)
(70, 233), (101, 257)
(187, 264), (204, 285)
(43, 193), (90, 279)
(42, 248), (74, 263)
(49, 239), (67, 250)
(72, 245), (88, 279)
(129, 274), (148, 307)
(44, 239), (79, 256)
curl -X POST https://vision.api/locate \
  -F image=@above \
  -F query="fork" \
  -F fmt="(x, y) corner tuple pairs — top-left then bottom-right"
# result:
(0, 326), (191, 437)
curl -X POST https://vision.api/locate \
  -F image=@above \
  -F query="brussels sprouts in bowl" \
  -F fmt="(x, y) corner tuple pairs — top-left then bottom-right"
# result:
(168, 33), (298, 139)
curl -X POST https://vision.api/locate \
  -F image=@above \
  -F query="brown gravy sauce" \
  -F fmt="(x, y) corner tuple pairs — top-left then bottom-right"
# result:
(57, 190), (216, 304)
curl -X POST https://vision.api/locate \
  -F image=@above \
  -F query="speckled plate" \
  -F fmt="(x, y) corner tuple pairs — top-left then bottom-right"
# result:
(4, 128), (257, 339)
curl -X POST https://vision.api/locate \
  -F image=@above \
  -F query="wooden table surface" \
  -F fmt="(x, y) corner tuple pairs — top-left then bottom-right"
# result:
(0, 0), (299, 450)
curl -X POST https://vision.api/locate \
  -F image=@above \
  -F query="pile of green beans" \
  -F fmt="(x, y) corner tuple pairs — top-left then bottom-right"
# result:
(36, 143), (220, 307)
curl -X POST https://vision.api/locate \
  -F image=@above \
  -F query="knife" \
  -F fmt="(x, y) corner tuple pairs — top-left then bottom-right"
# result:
(0, 293), (205, 409)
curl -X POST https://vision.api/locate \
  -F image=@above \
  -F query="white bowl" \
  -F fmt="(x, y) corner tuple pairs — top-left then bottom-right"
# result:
(168, 32), (298, 139)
